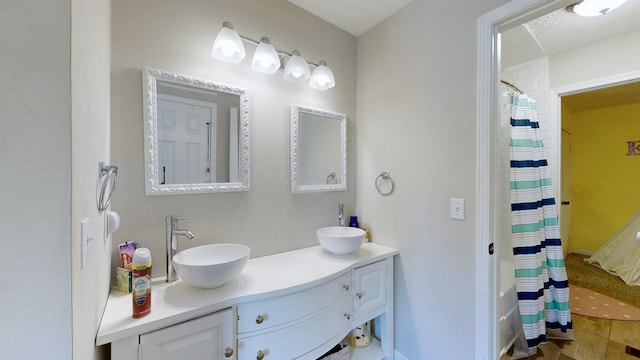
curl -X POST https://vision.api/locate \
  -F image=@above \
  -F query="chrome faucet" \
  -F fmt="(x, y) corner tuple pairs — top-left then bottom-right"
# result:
(166, 215), (195, 283)
(338, 202), (345, 226)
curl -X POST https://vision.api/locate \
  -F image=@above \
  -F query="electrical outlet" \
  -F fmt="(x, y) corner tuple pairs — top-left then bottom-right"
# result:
(450, 198), (465, 220)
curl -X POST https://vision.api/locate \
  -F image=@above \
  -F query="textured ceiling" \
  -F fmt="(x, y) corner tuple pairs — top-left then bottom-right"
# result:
(501, 2), (640, 111)
(288, 0), (413, 37)
(502, 1), (640, 69)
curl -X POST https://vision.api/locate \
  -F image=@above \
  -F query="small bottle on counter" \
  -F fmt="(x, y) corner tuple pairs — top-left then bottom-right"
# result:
(360, 223), (370, 242)
(132, 248), (152, 318)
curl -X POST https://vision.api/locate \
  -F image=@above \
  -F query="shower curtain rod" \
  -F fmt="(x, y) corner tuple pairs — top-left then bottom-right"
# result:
(501, 80), (523, 94)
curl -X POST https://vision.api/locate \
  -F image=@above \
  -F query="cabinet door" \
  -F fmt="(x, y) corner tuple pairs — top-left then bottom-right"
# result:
(140, 308), (235, 360)
(353, 260), (386, 319)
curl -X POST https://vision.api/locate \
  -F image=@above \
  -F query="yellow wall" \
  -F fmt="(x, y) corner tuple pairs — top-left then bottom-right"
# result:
(565, 102), (640, 253)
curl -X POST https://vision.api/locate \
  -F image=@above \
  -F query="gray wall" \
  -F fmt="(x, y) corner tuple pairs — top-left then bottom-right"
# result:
(111, 0), (357, 273)
(357, 1), (508, 358)
(71, 0), (112, 359)
(0, 1), (72, 358)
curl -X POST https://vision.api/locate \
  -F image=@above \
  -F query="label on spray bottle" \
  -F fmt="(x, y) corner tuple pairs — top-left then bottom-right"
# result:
(132, 248), (152, 318)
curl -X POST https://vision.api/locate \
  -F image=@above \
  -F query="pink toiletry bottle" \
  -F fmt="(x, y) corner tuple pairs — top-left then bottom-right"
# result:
(132, 248), (152, 318)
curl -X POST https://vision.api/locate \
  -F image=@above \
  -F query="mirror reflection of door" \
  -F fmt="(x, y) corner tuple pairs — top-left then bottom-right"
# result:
(157, 94), (217, 185)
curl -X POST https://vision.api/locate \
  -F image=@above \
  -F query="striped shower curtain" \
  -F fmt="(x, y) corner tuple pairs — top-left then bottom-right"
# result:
(509, 94), (573, 355)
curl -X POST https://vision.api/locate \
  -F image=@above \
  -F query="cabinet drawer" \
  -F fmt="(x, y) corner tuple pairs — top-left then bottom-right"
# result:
(353, 260), (387, 319)
(238, 272), (351, 334)
(237, 295), (352, 360)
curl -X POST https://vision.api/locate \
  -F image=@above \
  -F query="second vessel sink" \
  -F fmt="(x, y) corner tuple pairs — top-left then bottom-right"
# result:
(317, 226), (365, 255)
(172, 243), (250, 288)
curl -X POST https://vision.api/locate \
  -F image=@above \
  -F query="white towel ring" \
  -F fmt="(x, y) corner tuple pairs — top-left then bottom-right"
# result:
(375, 171), (395, 196)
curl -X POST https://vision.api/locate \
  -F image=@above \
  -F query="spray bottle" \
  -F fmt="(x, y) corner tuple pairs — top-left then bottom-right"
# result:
(132, 248), (152, 318)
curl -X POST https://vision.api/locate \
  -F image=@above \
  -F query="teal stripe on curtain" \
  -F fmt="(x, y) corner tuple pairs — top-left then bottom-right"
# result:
(511, 178), (553, 189)
(515, 266), (544, 278)
(512, 218), (557, 233)
(510, 138), (545, 148)
(521, 311), (546, 324)
(546, 300), (571, 311)
(509, 94), (573, 355)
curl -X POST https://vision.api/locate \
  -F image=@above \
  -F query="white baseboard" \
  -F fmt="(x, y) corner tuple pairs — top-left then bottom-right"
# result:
(394, 350), (410, 360)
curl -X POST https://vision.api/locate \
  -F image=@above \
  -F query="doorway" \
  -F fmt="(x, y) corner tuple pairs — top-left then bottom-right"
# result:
(476, 1), (640, 359)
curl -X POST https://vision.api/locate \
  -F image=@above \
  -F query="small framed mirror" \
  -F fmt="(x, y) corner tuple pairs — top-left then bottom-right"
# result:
(291, 104), (347, 193)
(142, 67), (249, 195)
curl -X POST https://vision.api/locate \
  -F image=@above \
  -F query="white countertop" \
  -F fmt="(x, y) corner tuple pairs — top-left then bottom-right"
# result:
(96, 242), (398, 346)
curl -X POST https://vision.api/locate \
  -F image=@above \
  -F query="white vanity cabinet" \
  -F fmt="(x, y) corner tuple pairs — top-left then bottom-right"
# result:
(97, 243), (397, 360)
(236, 260), (394, 360)
(139, 308), (236, 360)
(350, 260), (393, 360)
(109, 308), (236, 360)
(236, 273), (353, 359)
(353, 260), (387, 322)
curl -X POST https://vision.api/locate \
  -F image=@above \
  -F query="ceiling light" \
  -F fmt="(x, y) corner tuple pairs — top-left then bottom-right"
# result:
(212, 21), (246, 64)
(309, 61), (335, 90)
(251, 37), (280, 74)
(567, 0), (627, 16)
(284, 50), (311, 82)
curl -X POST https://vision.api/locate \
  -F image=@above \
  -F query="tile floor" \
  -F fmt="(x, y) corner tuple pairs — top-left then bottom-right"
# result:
(501, 314), (640, 360)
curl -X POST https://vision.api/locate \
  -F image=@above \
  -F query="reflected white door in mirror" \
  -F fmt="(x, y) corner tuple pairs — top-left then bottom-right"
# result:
(291, 104), (347, 193)
(142, 67), (250, 195)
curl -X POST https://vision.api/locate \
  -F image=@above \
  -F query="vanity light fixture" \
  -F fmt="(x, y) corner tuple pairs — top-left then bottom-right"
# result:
(283, 50), (311, 82)
(251, 37), (280, 74)
(567, 0), (626, 16)
(211, 21), (335, 90)
(309, 60), (336, 90)
(211, 21), (246, 64)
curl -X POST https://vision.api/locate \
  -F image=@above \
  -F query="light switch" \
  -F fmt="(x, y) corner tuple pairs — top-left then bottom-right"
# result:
(81, 218), (91, 269)
(450, 198), (465, 220)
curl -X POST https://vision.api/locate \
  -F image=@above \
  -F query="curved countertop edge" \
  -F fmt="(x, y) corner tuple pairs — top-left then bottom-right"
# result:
(96, 242), (398, 346)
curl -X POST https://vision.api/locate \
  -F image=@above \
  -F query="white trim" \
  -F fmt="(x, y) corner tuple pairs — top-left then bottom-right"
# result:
(552, 70), (640, 96)
(394, 349), (410, 360)
(476, 1), (572, 359)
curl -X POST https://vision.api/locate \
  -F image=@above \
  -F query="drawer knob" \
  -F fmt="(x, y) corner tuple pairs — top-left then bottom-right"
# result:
(343, 284), (350, 291)
(257, 350), (265, 360)
(256, 314), (264, 324)
(224, 347), (234, 357)
(344, 312), (351, 320)
(356, 292), (363, 299)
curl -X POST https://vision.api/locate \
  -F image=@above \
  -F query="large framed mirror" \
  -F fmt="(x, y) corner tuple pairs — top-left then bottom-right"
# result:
(291, 104), (347, 193)
(142, 67), (249, 195)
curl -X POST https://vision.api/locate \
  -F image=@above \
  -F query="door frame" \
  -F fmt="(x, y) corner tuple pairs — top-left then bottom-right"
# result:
(475, 1), (573, 358)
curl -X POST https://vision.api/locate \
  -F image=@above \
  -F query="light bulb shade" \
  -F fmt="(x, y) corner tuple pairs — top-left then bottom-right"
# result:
(284, 51), (311, 82)
(212, 24), (246, 64)
(569, 0), (626, 16)
(309, 63), (335, 90)
(251, 39), (280, 74)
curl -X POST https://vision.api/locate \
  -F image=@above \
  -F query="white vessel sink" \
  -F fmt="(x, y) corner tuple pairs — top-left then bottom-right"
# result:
(316, 226), (365, 255)
(172, 243), (250, 288)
